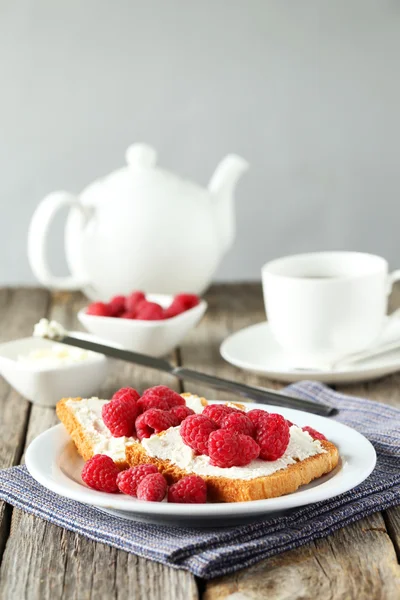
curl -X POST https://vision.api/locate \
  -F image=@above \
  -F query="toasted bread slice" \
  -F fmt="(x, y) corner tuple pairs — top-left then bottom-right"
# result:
(125, 436), (339, 502)
(57, 394), (339, 502)
(56, 393), (208, 470)
(56, 397), (130, 469)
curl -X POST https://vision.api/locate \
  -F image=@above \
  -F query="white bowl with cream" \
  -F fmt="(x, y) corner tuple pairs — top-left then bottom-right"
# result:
(0, 334), (107, 407)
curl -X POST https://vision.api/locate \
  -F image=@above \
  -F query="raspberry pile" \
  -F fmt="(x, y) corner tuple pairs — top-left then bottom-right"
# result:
(82, 458), (208, 504)
(86, 291), (200, 321)
(85, 386), (325, 501)
(180, 404), (293, 468)
(101, 385), (191, 441)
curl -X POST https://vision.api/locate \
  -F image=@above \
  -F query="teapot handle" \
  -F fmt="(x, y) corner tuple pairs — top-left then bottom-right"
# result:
(28, 192), (89, 290)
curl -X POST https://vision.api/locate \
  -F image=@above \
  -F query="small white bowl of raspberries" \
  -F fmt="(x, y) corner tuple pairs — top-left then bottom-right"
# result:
(78, 291), (207, 357)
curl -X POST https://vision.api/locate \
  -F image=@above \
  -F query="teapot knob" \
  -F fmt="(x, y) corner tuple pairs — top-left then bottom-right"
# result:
(125, 144), (157, 168)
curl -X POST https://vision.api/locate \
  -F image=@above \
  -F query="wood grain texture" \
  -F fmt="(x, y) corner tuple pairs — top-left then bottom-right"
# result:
(0, 289), (49, 562)
(334, 285), (400, 596)
(0, 291), (198, 600)
(385, 507), (400, 565)
(204, 514), (400, 600)
(2, 511), (198, 600)
(0, 289), (49, 468)
(188, 284), (400, 600)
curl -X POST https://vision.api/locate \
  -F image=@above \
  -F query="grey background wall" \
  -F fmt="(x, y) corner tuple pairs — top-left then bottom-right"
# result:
(1, 0), (400, 286)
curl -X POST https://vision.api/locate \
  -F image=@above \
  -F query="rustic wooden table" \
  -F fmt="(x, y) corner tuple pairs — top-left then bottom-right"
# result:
(0, 284), (400, 600)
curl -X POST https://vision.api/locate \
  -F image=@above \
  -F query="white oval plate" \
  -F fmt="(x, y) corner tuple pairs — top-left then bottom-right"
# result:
(25, 402), (376, 526)
(221, 321), (400, 384)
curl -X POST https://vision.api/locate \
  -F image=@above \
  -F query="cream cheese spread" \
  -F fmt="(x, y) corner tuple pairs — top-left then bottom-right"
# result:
(19, 344), (97, 369)
(181, 394), (205, 414)
(34, 318), (66, 340)
(65, 397), (133, 461)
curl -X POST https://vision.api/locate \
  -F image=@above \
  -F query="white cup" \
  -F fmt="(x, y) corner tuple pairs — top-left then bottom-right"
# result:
(262, 251), (400, 365)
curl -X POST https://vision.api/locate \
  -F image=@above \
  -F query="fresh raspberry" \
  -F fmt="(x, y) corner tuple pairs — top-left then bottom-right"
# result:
(135, 408), (176, 439)
(169, 405), (195, 424)
(137, 473), (167, 502)
(255, 413), (290, 461)
(286, 419), (295, 428)
(102, 397), (139, 437)
(208, 429), (260, 467)
(168, 475), (207, 503)
(174, 294), (200, 310)
(163, 303), (185, 319)
(164, 293), (200, 318)
(208, 429), (239, 467)
(302, 426), (326, 441)
(81, 454), (119, 492)
(120, 311), (137, 319)
(247, 409), (269, 428)
(86, 302), (112, 317)
(111, 387), (140, 404)
(235, 434), (260, 466)
(108, 295), (126, 316)
(138, 386), (185, 412)
(116, 464), (158, 496)
(138, 396), (170, 412)
(144, 385), (185, 405)
(202, 404), (238, 426)
(135, 301), (164, 320)
(180, 414), (218, 455)
(221, 412), (255, 438)
(125, 291), (146, 313)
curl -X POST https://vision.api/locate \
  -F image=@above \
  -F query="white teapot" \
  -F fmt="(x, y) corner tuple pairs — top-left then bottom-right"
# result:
(28, 144), (248, 300)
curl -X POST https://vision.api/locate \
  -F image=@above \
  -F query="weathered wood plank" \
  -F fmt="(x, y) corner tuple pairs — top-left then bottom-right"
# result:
(0, 291), (198, 600)
(3, 508), (198, 600)
(180, 284), (400, 600)
(0, 288), (49, 561)
(336, 301), (400, 591)
(0, 289), (50, 469)
(204, 513), (400, 600)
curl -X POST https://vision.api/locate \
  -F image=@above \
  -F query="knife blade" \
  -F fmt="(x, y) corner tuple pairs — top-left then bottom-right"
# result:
(58, 335), (336, 416)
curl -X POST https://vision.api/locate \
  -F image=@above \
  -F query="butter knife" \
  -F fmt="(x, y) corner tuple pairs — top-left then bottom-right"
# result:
(48, 332), (336, 417)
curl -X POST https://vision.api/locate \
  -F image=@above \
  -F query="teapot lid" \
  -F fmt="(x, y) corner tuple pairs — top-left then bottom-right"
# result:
(123, 143), (205, 193)
(81, 142), (208, 207)
(125, 144), (157, 169)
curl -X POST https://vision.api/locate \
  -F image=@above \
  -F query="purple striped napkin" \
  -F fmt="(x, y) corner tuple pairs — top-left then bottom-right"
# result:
(0, 381), (399, 579)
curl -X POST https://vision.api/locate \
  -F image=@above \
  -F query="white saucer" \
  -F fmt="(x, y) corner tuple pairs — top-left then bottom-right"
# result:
(25, 401), (376, 527)
(220, 321), (400, 384)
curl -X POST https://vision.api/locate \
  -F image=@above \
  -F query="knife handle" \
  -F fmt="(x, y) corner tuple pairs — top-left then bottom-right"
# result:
(174, 367), (336, 417)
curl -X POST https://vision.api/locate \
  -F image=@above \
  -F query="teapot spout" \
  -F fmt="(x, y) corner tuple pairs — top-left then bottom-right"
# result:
(208, 154), (249, 254)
